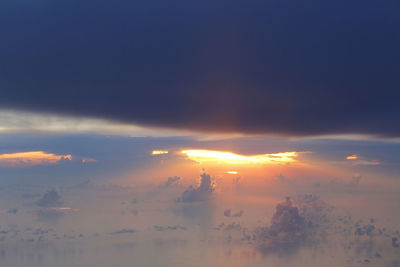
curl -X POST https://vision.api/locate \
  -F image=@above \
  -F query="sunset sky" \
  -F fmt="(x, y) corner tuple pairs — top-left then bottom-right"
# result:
(1, 1), (400, 266)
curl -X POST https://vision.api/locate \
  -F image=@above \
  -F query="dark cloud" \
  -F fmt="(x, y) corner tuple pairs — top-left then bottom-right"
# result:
(220, 195), (400, 264)
(223, 210), (231, 217)
(177, 173), (214, 202)
(252, 196), (320, 254)
(153, 225), (187, 231)
(393, 237), (399, 248)
(224, 209), (244, 218)
(1, 1), (400, 136)
(7, 208), (18, 214)
(112, 229), (136, 235)
(36, 190), (63, 207)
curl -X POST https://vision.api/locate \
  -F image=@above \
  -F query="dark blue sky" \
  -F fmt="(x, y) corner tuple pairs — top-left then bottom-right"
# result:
(1, 0), (399, 136)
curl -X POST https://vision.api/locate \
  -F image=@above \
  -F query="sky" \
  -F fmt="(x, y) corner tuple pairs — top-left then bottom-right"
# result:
(1, 1), (400, 267)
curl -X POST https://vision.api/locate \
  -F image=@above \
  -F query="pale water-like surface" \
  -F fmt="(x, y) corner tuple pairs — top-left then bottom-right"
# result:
(0, 179), (399, 267)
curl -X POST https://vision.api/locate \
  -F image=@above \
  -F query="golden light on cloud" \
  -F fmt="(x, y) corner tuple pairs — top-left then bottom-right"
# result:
(152, 150), (169, 155)
(82, 157), (97, 163)
(181, 149), (298, 165)
(0, 151), (72, 167)
(344, 154), (380, 166)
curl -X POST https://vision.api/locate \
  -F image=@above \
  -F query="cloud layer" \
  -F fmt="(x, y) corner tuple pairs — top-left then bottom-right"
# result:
(1, 0), (400, 136)
(178, 173), (214, 202)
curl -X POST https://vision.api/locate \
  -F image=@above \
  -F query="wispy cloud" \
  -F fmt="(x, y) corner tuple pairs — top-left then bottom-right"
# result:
(152, 150), (169, 155)
(346, 154), (380, 166)
(0, 151), (72, 167)
(346, 154), (358, 160)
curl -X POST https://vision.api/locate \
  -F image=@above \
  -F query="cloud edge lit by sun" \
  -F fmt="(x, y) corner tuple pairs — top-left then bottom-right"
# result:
(180, 149), (300, 165)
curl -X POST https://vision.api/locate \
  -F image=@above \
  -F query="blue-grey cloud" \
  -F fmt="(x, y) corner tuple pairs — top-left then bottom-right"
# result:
(7, 208), (18, 214)
(154, 225), (187, 231)
(37, 190), (63, 207)
(224, 209), (244, 218)
(1, 1), (400, 136)
(112, 229), (136, 235)
(177, 173), (214, 202)
(221, 195), (400, 264)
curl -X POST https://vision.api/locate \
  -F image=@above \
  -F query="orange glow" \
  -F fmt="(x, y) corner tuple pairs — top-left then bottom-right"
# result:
(0, 151), (72, 167)
(152, 150), (169, 155)
(82, 157), (97, 163)
(226, 171), (238, 174)
(346, 155), (358, 160)
(181, 149), (298, 165)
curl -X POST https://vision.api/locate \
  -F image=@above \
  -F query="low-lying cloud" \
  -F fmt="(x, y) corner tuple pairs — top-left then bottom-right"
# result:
(177, 173), (214, 202)
(36, 190), (63, 207)
(0, 151), (72, 167)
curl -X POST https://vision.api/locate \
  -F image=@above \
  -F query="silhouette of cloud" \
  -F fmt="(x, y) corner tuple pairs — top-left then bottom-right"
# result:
(7, 208), (18, 214)
(154, 225), (187, 231)
(177, 173), (214, 202)
(112, 229), (136, 235)
(224, 209), (244, 218)
(36, 190), (63, 207)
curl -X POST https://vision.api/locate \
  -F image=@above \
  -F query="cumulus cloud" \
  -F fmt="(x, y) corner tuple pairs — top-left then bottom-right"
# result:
(224, 209), (244, 218)
(251, 196), (323, 255)
(37, 190), (63, 207)
(177, 173), (214, 202)
(215, 195), (400, 264)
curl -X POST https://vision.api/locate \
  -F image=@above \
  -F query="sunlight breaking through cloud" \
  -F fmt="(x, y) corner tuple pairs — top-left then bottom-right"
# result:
(181, 149), (298, 165)
(0, 151), (72, 167)
(152, 150), (169, 155)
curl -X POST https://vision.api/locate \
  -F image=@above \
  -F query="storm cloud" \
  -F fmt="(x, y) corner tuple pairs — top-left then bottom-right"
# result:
(1, 0), (400, 136)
